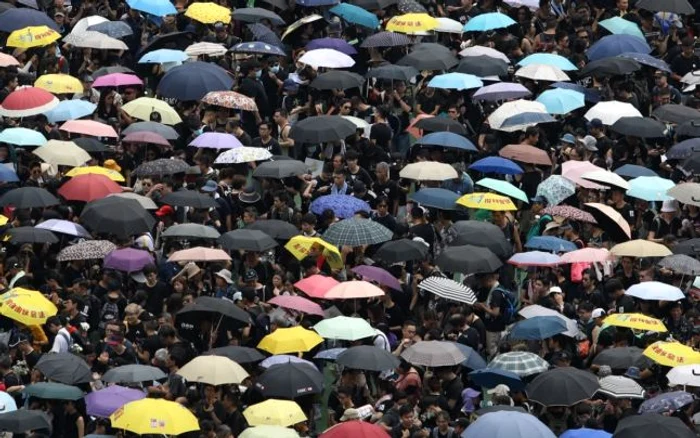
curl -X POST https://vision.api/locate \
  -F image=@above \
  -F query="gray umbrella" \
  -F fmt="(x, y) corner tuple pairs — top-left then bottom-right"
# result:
(0, 410), (52, 433)
(456, 56), (509, 77)
(397, 50), (458, 71)
(219, 229), (278, 252)
(88, 21), (133, 38)
(162, 223), (221, 240)
(102, 364), (167, 383)
(0, 187), (59, 208)
(366, 64), (419, 81)
(659, 254), (700, 275)
(133, 158), (190, 177)
(35, 353), (92, 385)
(161, 191), (218, 209)
(252, 160), (309, 179)
(92, 66), (134, 78)
(234, 7), (286, 25)
(6, 227), (58, 244)
(436, 245), (502, 274)
(450, 221), (512, 258)
(400, 341), (467, 367)
(122, 121), (179, 140)
(247, 220), (299, 240)
(336, 345), (400, 371)
(310, 71), (365, 90)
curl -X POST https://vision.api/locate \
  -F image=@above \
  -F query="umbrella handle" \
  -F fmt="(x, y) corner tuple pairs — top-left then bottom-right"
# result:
(693, 370), (700, 376)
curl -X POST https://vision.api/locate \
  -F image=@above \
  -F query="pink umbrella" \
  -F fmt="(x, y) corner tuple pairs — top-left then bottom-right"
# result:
(295, 275), (339, 299)
(559, 247), (611, 264)
(351, 265), (401, 291)
(0, 53), (19, 67)
(60, 120), (118, 138)
(268, 295), (324, 316)
(93, 73), (143, 88)
(325, 281), (384, 300)
(562, 161), (605, 190)
(123, 131), (170, 147)
(168, 247), (231, 263)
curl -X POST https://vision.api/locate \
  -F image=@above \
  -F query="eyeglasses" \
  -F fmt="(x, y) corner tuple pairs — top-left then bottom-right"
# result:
(342, 106), (351, 110)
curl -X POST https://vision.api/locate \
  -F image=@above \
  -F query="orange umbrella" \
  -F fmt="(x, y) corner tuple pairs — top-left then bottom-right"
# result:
(58, 174), (122, 202)
(324, 280), (384, 299)
(499, 144), (552, 166)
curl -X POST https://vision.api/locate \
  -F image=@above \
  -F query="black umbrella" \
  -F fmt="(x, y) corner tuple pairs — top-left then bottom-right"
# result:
(161, 191), (218, 209)
(436, 245), (502, 274)
(584, 204), (632, 243)
(526, 367), (599, 407)
(350, 0), (398, 10)
(207, 346), (265, 363)
(610, 117), (666, 138)
(455, 56), (509, 77)
(676, 119), (700, 137)
(578, 57), (640, 77)
(253, 160), (309, 179)
(667, 138), (700, 160)
(161, 223), (221, 240)
(310, 71), (365, 90)
(613, 414), (695, 438)
(137, 31), (196, 57)
(219, 229), (278, 252)
(247, 24), (283, 48)
(449, 221), (512, 258)
(673, 238), (700, 255)
(289, 116), (356, 144)
(653, 104), (700, 124)
(247, 220), (299, 240)
(133, 158), (190, 177)
(233, 7), (286, 25)
(398, 50), (458, 71)
(92, 66), (135, 78)
(0, 187), (59, 209)
(398, 0), (426, 12)
(375, 238), (430, 264)
(73, 137), (108, 153)
(258, 0), (289, 10)
(414, 117), (467, 135)
(591, 346), (650, 369)
(682, 154), (700, 174)
(366, 64), (419, 81)
(360, 31), (410, 48)
(122, 122), (179, 140)
(336, 345), (400, 371)
(102, 364), (167, 383)
(177, 296), (252, 326)
(412, 42), (452, 53)
(635, 0), (694, 14)
(0, 410), (52, 433)
(6, 227), (58, 244)
(255, 362), (324, 399)
(35, 353), (91, 385)
(80, 197), (155, 238)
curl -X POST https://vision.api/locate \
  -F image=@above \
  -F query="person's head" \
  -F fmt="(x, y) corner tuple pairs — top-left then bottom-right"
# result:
(143, 263), (158, 284)
(345, 150), (360, 169)
(435, 411), (450, 430)
(375, 162), (390, 182)
(45, 315), (63, 334)
(333, 169), (346, 187)
(399, 405), (414, 428)
(669, 301), (683, 321)
(258, 121), (272, 139)
(604, 278), (626, 298)
(402, 320), (417, 340)
(339, 99), (352, 115)
(682, 36), (695, 57)
(243, 207), (257, 225)
(577, 301), (594, 322)
(63, 294), (83, 315)
(273, 191), (289, 209)
(273, 108), (288, 125)
(447, 104), (460, 120)
(530, 195), (547, 213)
(301, 213), (317, 234)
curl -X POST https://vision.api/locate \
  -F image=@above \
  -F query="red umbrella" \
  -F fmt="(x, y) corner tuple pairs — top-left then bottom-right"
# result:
(58, 174), (123, 202)
(61, 120), (119, 138)
(294, 275), (339, 299)
(499, 144), (552, 166)
(320, 421), (389, 438)
(0, 86), (58, 118)
(122, 131), (170, 147)
(268, 295), (324, 316)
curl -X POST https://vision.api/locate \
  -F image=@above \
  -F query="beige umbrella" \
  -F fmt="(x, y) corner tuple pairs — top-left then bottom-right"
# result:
(122, 97), (182, 126)
(610, 239), (672, 258)
(168, 247), (231, 262)
(108, 193), (158, 210)
(33, 140), (90, 167)
(399, 161), (458, 181)
(584, 202), (632, 242)
(581, 170), (630, 190)
(177, 356), (249, 386)
(185, 42), (227, 57)
(667, 183), (700, 207)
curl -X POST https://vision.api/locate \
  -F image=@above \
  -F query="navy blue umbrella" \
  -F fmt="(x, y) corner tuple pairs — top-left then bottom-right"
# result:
(524, 236), (577, 252)
(409, 188), (460, 210)
(666, 138), (700, 160)
(0, 8), (59, 32)
(501, 112), (556, 129)
(551, 82), (601, 102)
(450, 342), (487, 370)
(469, 156), (523, 175)
(614, 164), (658, 178)
(508, 316), (568, 340)
(414, 132), (478, 152)
(587, 34), (651, 62)
(246, 23), (283, 47)
(618, 52), (671, 72)
(157, 62), (234, 101)
(230, 41), (286, 56)
(87, 21), (134, 38)
(307, 37), (357, 55)
(468, 368), (525, 390)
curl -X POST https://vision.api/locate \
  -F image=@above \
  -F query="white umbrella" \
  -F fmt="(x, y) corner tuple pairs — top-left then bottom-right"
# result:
(584, 101), (642, 125)
(299, 49), (355, 69)
(625, 281), (685, 301)
(668, 183), (700, 207)
(681, 70), (700, 85)
(598, 376), (645, 399)
(215, 146), (272, 164)
(515, 63), (570, 81)
(36, 219), (91, 238)
(487, 99), (547, 132)
(185, 42), (227, 57)
(418, 276), (477, 304)
(399, 161), (458, 181)
(71, 15), (108, 35)
(341, 115), (370, 138)
(503, 0), (539, 8)
(459, 45), (510, 63)
(33, 140), (91, 167)
(64, 31), (128, 50)
(581, 170), (630, 190)
(518, 304), (579, 337)
(667, 364), (700, 387)
(435, 17), (463, 33)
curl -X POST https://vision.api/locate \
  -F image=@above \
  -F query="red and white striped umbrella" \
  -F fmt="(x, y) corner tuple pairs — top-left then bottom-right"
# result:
(0, 86), (58, 117)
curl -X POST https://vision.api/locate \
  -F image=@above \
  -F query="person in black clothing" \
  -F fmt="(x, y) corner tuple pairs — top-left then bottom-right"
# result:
(220, 391), (248, 437)
(143, 264), (171, 317)
(671, 37), (700, 84)
(239, 61), (270, 128)
(391, 404), (420, 438)
(252, 121), (281, 155)
(606, 278), (635, 314)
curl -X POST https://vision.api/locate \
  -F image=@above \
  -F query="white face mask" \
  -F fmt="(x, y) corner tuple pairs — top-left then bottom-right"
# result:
(255, 69), (262, 79)
(271, 65), (280, 74)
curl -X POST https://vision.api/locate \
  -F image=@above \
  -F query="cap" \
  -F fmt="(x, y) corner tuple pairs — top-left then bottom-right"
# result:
(216, 269), (233, 284)
(560, 133), (576, 144)
(155, 205), (174, 217)
(103, 159), (121, 172)
(54, 11), (65, 17)
(283, 79), (299, 92)
(544, 221), (561, 232)
(625, 366), (641, 379)
(200, 180), (217, 193)
(661, 199), (678, 213)
(244, 268), (258, 282)
(597, 365), (612, 377)
(340, 408), (360, 421)
(530, 195), (548, 205)
(487, 384), (510, 396)
(550, 350), (571, 365)
(592, 308), (606, 318)
(213, 21), (225, 29)
(578, 135), (598, 152)
(548, 286), (563, 295)
(589, 118), (604, 129)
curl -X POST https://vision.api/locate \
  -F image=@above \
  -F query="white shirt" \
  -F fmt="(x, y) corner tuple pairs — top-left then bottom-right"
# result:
(50, 327), (72, 354)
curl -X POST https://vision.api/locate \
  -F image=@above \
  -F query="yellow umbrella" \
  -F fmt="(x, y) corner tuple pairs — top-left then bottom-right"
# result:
(0, 215), (8, 226)
(643, 341), (700, 367)
(258, 326), (323, 355)
(122, 97), (182, 126)
(243, 399), (307, 427)
(185, 2), (231, 24)
(35, 74), (83, 94)
(177, 356), (249, 385)
(7, 26), (61, 48)
(386, 13), (438, 33)
(66, 166), (124, 182)
(0, 288), (57, 325)
(110, 398), (199, 435)
(605, 313), (667, 332)
(456, 192), (517, 211)
(285, 236), (343, 270)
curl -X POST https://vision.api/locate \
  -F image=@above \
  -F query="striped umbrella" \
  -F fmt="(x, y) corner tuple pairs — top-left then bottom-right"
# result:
(418, 276), (477, 304)
(597, 376), (645, 399)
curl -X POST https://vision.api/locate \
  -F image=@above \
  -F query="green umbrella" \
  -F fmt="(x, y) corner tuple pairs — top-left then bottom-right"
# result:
(313, 316), (377, 341)
(24, 382), (84, 400)
(476, 178), (528, 203)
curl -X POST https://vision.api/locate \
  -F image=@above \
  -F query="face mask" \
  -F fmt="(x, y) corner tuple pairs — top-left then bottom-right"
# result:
(271, 65), (280, 74)
(255, 70), (262, 79)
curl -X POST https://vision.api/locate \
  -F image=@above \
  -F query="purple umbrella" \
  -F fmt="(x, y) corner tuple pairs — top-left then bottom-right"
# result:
(306, 38), (357, 55)
(189, 132), (243, 149)
(309, 194), (370, 219)
(85, 385), (146, 418)
(104, 248), (153, 273)
(260, 355), (317, 369)
(351, 265), (402, 291)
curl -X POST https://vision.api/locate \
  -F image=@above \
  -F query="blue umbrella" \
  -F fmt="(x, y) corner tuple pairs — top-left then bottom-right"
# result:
(587, 34), (651, 61)
(0, 9), (59, 32)
(552, 82), (601, 102)
(44, 100), (96, 124)
(158, 62), (234, 101)
(409, 188), (460, 210)
(626, 176), (674, 201)
(310, 194), (371, 219)
(473, 82), (532, 101)
(639, 391), (694, 414)
(306, 38), (357, 55)
(230, 41), (286, 56)
(501, 112), (556, 129)
(330, 3), (380, 29)
(450, 342), (487, 370)
(536, 89), (585, 115)
(518, 53), (577, 71)
(138, 49), (188, 64)
(87, 21), (133, 38)
(428, 73), (483, 90)
(509, 316), (568, 340)
(463, 12), (516, 32)
(0, 166), (19, 183)
(599, 17), (645, 39)
(314, 348), (347, 360)
(126, 0), (176, 16)
(414, 132), (477, 152)
(468, 368), (525, 390)
(561, 429), (612, 438)
(667, 138), (700, 160)
(524, 236), (578, 252)
(618, 52), (671, 72)
(0, 127), (46, 146)
(614, 164), (658, 178)
(469, 156), (523, 175)
(508, 251), (562, 266)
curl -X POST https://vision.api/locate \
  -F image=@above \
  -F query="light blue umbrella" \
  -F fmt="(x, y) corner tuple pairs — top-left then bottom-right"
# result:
(507, 251), (562, 266)
(463, 12), (516, 32)
(0, 166), (19, 183)
(329, 3), (379, 29)
(0, 391), (17, 412)
(0, 127), (46, 146)
(44, 100), (97, 123)
(138, 49), (188, 64)
(518, 53), (577, 71)
(476, 177), (528, 203)
(464, 410), (556, 438)
(626, 176), (675, 201)
(126, 0), (176, 15)
(414, 132), (478, 152)
(87, 20), (133, 38)
(561, 429), (611, 438)
(314, 348), (346, 360)
(599, 17), (645, 40)
(536, 89), (585, 115)
(428, 72), (483, 90)
(509, 316), (568, 340)
(525, 236), (577, 252)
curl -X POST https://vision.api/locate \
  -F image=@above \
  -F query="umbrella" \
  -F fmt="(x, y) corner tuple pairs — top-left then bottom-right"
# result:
(258, 326), (323, 354)
(307, 38), (357, 55)
(408, 188), (460, 210)
(35, 74), (83, 94)
(310, 71), (364, 90)
(64, 30), (127, 50)
(325, 281), (384, 299)
(653, 104), (700, 124)
(329, 3), (380, 28)
(618, 52), (671, 71)
(552, 81), (601, 102)
(464, 411), (555, 438)
(500, 112), (556, 129)
(5, 227), (57, 244)
(0, 86), (58, 118)
(290, 116), (356, 144)
(610, 239), (672, 257)
(133, 158), (189, 177)
(23, 382), (83, 401)
(460, 45), (510, 62)
(81, 197), (155, 238)
(104, 248), (153, 273)
(125, 0), (176, 15)
(518, 304), (579, 337)
(122, 97), (181, 125)
(667, 364), (700, 386)
(0, 288), (57, 325)
(475, 405), (527, 415)
(0, 410), (52, 433)
(397, 50), (458, 71)
(614, 164), (658, 178)
(33, 140), (91, 167)
(401, 341), (466, 367)
(233, 7), (285, 25)
(219, 229), (278, 252)
(351, 265), (401, 290)
(260, 354), (316, 369)
(450, 220), (513, 257)
(587, 34), (651, 61)
(375, 238), (429, 264)
(160, 191), (217, 209)
(294, 275), (340, 298)
(0, 127), (46, 146)
(6, 26), (60, 49)
(626, 176), (674, 201)
(323, 218), (393, 246)
(463, 11), (515, 31)
(36, 353), (91, 385)
(58, 174), (122, 202)
(527, 367), (599, 406)
(243, 399), (306, 427)
(313, 316), (376, 341)
(682, 154), (700, 174)
(109, 193), (155, 209)
(122, 122), (179, 140)
(499, 144), (552, 166)
(456, 56), (509, 77)
(508, 251), (562, 267)
(536, 89), (585, 114)
(138, 49), (188, 64)
(536, 175), (576, 206)
(613, 414), (695, 438)
(469, 368), (524, 389)
(310, 194), (370, 219)
(487, 99), (548, 132)
(88, 20), (133, 38)
(0, 53), (18, 67)
(436, 245), (502, 274)
(474, 82), (531, 101)
(0, 392), (16, 413)
(599, 16), (645, 39)
(559, 248), (612, 264)
(636, 0), (694, 14)
(647, 342), (700, 367)
(515, 63), (570, 82)
(36, 219), (90, 238)
(231, 41), (286, 57)
(60, 120), (118, 138)
(92, 66), (135, 77)
(110, 398), (199, 435)
(488, 351), (550, 376)
(336, 345), (400, 371)
(45, 99), (97, 124)
(386, 12), (437, 33)
(579, 57), (641, 77)
(57, 240), (116, 262)
(169, 247), (230, 263)
(640, 391), (694, 413)
(246, 220), (298, 240)
(255, 362), (323, 399)
(201, 91), (257, 112)
(412, 116), (467, 134)
(518, 53), (577, 70)
(625, 281), (685, 301)
(184, 2), (231, 23)
(177, 296), (251, 329)
(285, 236), (344, 270)
(299, 49), (354, 69)
(450, 343), (487, 370)
(675, 119), (700, 137)
(268, 295), (324, 316)
(0, 9), (58, 32)
(429, 72), (483, 90)
(580, 170), (630, 190)
(525, 235), (577, 252)
(585, 101), (642, 125)
(215, 147), (272, 164)
(177, 356), (248, 386)
(366, 64), (419, 82)
(457, 191), (517, 211)
(158, 62), (234, 101)
(400, 162), (458, 180)
(508, 316), (568, 340)
(659, 253), (700, 274)
(207, 346), (265, 363)
(320, 421), (388, 438)
(673, 238), (700, 255)
(360, 31), (411, 48)
(606, 313), (667, 332)
(584, 202), (632, 242)
(469, 156), (523, 175)
(593, 347), (650, 369)
(86, 386), (145, 418)
(102, 364), (166, 383)
(241, 427), (300, 438)
(253, 160), (309, 179)
(667, 139), (700, 160)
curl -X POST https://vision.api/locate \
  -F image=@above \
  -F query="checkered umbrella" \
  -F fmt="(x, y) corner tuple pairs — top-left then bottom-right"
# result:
(418, 276), (477, 305)
(598, 376), (645, 399)
(57, 240), (117, 261)
(401, 341), (466, 367)
(488, 351), (549, 377)
(360, 31), (411, 48)
(323, 218), (393, 246)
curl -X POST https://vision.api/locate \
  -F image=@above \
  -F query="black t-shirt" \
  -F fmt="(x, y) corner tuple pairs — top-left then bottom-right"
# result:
(441, 376), (464, 416)
(346, 167), (374, 187)
(671, 53), (699, 78)
(410, 223), (436, 253)
(144, 281), (170, 316)
(370, 123), (393, 149)
(252, 137), (281, 155)
(373, 179), (400, 207)
(483, 288), (506, 332)
(417, 92), (439, 114)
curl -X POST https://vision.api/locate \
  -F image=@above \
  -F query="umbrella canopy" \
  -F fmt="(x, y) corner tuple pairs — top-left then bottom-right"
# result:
(414, 132), (478, 152)
(351, 265), (401, 290)
(36, 353), (91, 385)
(456, 55), (509, 77)
(579, 57), (641, 77)
(102, 364), (167, 383)
(654, 103), (700, 124)
(470, 156), (523, 175)
(81, 197), (155, 238)
(0, 410), (52, 433)
(162, 223), (220, 240)
(254, 362), (323, 399)
(35, 74), (83, 94)
(215, 147), (272, 164)
(246, 220), (298, 240)
(613, 414), (695, 438)
(499, 144), (552, 166)
(253, 160), (309, 179)
(365, 64), (418, 82)
(294, 275), (340, 299)
(138, 48), (188, 64)
(243, 399), (306, 427)
(0, 127), (46, 146)
(86, 386), (145, 418)
(269, 295), (324, 316)
(488, 99), (548, 131)
(397, 49), (458, 70)
(509, 316), (568, 340)
(285, 236), (344, 270)
(35, 219), (90, 238)
(57, 240), (117, 262)
(324, 218), (393, 246)
(600, 16), (645, 38)
(598, 376), (645, 399)
(474, 82), (531, 101)
(463, 11), (515, 31)
(58, 174), (122, 202)
(450, 220), (512, 258)
(606, 313), (667, 332)
(659, 254), (700, 275)
(436, 245), (502, 274)
(627, 176), (675, 201)
(587, 34), (651, 61)
(169, 247), (230, 263)
(329, 3), (380, 28)
(201, 91), (258, 111)
(60, 120), (118, 138)
(5, 227), (57, 244)
(418, 276), (477, 304)
(667, 183), (700, 207)
(158, 62), (234, 101)
(542, 205), (596, 223)
(299, 49), (354, 69)
(314, 316), (376, 341)
(233, 7), (286, 25)
(593, 346), (649, 370)
(645, 342), (700, 367)
(123, 122), (179, 140)
(518, 53), (577, 70)
(122, 97), (181, 125)
(584, 202), (632, 242)
(640, 391), (694, 414)
(469, 368), (524, 390)
(386, 12), (438, 33)
(667, 364), (700, 387)
(464, 411), (555, 438)
(325, 281), (385, 299)
(518, 305), (579, 337)
(428, 72), (483, 90)
(104, 248), (154, 273)
(413, 116), (467, 134)
(160, 191), (218, 209)
(525, 235), (578, 252)
(526, 367), (600, 406)
(0, 86), (58, 118)
(23, 382), (83, 401)
(258, 326), (323, 354)
(336, 345), (400, 371)
(360, 31), (411, 48)
(610, 239), (672, 257)
(584, 101), (642, 125)
(559, 248), (612, 264)
(536, 176), (576, 206)
(400, 341), (466, 367)
(110, 398), (199, 435)
(515, 63), (570, 82)
(320, 421), (389, 438)
(177, 356), (249, 386)
(290, 115), (356, 144)
(536, 89), (585, 114)
(33, 140), (91, 167)
(399, 161), (458, 181)
(488, 351), (549, 377)
(0, 288), (57, 325)
(44, 100), (96, 123)
(409, 188), (460, 210)
(375, 239), (429, 264)
(611, 116), (666, 138)
(207, 346), (265, 363)
(508, 251), (562, 267)
(219, 229), (277, 252)
(625, 281), (685, 301)
(7, 26), (60, 49)
(580, 170), (630, 190)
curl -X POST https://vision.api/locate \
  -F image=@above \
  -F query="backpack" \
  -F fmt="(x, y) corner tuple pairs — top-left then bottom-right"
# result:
(494, 286), (518, 325)
(99, 300), (120, 330)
